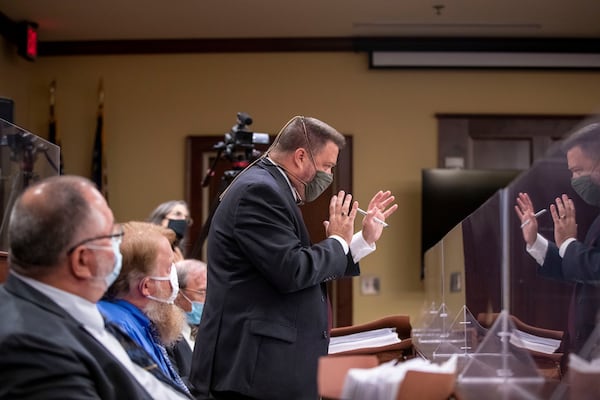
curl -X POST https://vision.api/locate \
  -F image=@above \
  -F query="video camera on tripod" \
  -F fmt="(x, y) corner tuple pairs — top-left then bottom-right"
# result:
(202, 112), (270, 187)
(214, 112), (269, 163)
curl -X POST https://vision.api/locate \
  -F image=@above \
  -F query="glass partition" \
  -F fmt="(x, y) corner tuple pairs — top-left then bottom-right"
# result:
(420, 116), (600, 399)
(0, 118), (60, 251)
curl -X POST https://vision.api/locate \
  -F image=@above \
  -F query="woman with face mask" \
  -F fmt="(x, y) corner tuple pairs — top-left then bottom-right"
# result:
(147, 200), (193, 260)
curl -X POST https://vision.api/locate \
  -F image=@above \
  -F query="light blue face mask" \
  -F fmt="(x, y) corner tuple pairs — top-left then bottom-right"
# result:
(186, 301), (204, 325)
(87, 234), (123, 288)
(105, 236), (123, 287)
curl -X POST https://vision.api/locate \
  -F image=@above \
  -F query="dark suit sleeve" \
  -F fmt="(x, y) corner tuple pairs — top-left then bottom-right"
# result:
(231, 180), (358, 293)
(538, 241), (564, 280)
(539, 239), (600, 282)
(0, 334), (102, 400)
(561, 240), (600, 282)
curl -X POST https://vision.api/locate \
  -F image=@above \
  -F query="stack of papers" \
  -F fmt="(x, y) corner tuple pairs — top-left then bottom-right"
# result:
(329, 328), (401, 354)
(508, 329), (561, 354)
(340, 354), (458, 400)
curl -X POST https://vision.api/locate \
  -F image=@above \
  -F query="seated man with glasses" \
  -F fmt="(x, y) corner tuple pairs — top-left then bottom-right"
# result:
(0, 175), (190, 399)
(98, 221), (190, 394)
(168, 258), (208, 386)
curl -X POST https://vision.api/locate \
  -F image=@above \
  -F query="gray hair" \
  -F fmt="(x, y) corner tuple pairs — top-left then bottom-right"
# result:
(147, 200), (189, 225)
(175, 258), (207, 289)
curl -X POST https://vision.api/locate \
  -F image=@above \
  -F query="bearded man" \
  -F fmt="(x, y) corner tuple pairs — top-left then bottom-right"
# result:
(98, 221), (189, 394)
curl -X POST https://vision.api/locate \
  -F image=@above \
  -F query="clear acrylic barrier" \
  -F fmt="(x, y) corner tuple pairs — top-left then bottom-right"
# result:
(420, 116), (600, 398)
(0, 118), (60, 250)
(432, 305), (488, 370)
(412, 301), (450, 361)
(456, 310), (545, 400)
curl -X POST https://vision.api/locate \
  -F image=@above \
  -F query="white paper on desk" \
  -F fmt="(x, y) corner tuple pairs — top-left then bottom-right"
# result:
(569, 353), (600, 372)
(340, 354), (458, 400)
(507, 329), (561, 354)
(328, 328), (401, 354)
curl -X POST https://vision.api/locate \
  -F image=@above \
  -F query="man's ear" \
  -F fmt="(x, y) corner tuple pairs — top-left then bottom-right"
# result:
(138, 277), (152, 297)
(69, 247), (94, 280)
(293, 147), (307, 167)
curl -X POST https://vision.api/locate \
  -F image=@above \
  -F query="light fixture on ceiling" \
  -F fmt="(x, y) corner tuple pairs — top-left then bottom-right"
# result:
(370, 51), (600, 69)
(352, 21), (542, 31)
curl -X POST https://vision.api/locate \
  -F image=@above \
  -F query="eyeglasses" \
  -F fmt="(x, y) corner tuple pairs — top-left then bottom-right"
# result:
(67, 225), (124, 255)
(182, 288), (206, 300)
(183, 288), (206, 296)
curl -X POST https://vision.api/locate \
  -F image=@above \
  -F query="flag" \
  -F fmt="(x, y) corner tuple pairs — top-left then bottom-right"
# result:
(48, 80), (64, 174)
(92, 79), (108, 200)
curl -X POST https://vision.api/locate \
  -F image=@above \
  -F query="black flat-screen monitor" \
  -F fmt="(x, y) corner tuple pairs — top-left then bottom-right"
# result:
(421, 168), (521, 273)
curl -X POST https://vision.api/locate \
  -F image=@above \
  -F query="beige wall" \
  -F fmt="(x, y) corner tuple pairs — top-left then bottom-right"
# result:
(2, 37), (600, 325)
(422, 223), (466, 325)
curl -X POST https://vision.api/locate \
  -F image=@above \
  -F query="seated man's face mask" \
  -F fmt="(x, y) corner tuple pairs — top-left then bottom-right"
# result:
(146, 265), (180, 304)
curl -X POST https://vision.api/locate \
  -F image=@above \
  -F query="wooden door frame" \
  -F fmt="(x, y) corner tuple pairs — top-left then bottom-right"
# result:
(184, 135), (354, 327)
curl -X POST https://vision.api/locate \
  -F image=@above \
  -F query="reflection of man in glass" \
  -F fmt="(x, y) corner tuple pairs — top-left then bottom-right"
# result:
(515, 121), (600, 363)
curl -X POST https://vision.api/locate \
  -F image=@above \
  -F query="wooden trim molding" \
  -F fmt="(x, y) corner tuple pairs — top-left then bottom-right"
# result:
(37, 36), (600, 57)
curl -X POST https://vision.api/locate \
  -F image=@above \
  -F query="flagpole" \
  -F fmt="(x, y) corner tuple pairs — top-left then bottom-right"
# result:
(92, 78), (108, 201)
(48, 80), (64, 174)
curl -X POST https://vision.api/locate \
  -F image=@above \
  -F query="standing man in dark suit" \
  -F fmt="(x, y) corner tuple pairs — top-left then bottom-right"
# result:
(515, 121), (600, 364)
(190, 116), (397, 399)
(0, 175), (191, 400)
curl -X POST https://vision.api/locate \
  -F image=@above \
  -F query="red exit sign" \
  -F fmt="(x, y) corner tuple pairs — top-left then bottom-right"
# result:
(18, 21), (38, 61)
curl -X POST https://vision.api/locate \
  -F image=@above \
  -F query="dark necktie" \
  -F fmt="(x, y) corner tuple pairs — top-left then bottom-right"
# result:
(104, 321), (191, 398)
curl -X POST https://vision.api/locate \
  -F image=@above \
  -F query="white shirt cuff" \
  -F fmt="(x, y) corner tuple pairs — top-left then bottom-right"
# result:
(559, 238), (577, 258)
(526, 233), (548, 266)
(350, 231), (376, 263)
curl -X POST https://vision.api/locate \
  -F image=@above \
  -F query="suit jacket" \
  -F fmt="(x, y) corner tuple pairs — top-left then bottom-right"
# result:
(538, 214), (600, 356)
(167, 337), (193, 388)
(189, 158), (360, 400)
(0, 274), (154, 400)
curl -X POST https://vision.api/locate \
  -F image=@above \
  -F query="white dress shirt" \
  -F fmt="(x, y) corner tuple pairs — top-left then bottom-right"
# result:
(13, 272), (189, 400)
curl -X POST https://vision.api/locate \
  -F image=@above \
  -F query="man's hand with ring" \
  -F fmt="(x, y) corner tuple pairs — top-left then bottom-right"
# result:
(551, 194), (577, 247)
(324, 190), (357, 244)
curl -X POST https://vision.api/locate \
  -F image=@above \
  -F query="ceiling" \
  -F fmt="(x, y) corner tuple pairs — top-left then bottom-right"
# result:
(1, 0), (600, 43)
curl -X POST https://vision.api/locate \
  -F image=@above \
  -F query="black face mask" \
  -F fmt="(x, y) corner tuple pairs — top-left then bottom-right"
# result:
(167, 219), (188, 241)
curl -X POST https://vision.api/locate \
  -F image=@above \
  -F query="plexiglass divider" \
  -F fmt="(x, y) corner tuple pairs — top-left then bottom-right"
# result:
(0, 118), (60, 251)
(420, 116), (600, 399)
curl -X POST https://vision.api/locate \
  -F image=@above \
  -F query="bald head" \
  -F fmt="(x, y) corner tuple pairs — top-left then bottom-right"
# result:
(9, 175), (111, 277)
